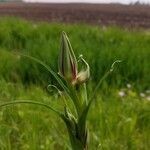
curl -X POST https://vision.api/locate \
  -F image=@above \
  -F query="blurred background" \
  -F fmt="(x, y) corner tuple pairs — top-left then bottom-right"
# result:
(0, 0), (150, 150)
(0, 0), (150, 28)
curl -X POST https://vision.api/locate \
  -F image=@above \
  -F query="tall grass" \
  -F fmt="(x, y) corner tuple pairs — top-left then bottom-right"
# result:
(0, 17), (149, 90)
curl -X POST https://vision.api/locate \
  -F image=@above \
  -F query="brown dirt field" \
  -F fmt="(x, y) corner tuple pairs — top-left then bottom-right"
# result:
(0, 2), (150, 28)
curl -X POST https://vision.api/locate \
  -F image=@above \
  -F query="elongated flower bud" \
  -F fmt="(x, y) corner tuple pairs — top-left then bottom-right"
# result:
(58, 32), (78, 82)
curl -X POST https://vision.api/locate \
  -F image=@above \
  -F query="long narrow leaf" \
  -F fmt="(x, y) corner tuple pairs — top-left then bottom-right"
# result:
(78, 70), (111, 130)
(0, 100), (62, 116)
(78, 60), (122, 131)
(90, 60), (122, 101)
(15, 53), (70, 95)
(67, 83), (81, 116)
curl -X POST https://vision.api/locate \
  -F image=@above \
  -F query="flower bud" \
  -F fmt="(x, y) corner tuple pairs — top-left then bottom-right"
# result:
(76, 68), (90, 84)
(76, 57), (90, 84)
(58, 32), (78, 82)
(72, 55), (90, 85)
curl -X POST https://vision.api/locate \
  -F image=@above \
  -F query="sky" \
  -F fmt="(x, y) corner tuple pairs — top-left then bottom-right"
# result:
(23, 0), (150, 4)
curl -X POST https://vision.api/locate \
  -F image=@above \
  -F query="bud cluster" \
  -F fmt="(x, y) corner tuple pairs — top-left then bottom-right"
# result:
(58, 32), (90, 85)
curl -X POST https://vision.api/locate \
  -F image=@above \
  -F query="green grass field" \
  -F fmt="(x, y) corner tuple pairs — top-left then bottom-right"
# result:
(0, 17), (150, 149)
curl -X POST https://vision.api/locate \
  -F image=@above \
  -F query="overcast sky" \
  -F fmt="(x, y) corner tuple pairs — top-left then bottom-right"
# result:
(23, 0), (150, 4)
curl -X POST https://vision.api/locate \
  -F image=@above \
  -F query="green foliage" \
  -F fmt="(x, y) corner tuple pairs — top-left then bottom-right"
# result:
(0, 17), (149, 90)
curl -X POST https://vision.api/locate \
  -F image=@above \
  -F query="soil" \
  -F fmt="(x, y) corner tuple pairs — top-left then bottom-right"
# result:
(0, 2), (150, 28)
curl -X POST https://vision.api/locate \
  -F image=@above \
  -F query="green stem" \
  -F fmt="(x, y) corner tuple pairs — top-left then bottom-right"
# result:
(83, 83), (88, 106)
